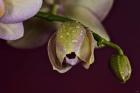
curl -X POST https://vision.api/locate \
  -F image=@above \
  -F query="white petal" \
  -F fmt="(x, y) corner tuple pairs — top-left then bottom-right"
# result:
(0, 22), (24, 40)
(60, 0), (114, 21)
(63, 6), (110, 41)
(0, 0), (43, 23)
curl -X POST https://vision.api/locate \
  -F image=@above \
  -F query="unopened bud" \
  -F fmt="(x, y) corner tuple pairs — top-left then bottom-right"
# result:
(110, 54), (132, 83)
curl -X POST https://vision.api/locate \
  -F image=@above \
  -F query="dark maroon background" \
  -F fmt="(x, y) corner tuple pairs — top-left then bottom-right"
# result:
(0, 0), (140, 93)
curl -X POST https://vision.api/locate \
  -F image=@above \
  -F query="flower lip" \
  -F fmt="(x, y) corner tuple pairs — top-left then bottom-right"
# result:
(65, 52), (79, 66)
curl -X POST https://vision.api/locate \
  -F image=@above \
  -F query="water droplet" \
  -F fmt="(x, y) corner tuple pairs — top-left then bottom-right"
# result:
(66, 33), (70, 36)
(72, 30), (75, 33)
(60, 35), (63, 38)
(76, 26), (80, 29)
(72, 40), (78, 43)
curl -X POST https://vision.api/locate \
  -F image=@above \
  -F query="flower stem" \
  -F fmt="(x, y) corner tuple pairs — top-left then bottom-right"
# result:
(36, 12), (124, 55)
(92, 33), (124, 55)
(103, 40), (124, 55)
(36, 12), (73, 22)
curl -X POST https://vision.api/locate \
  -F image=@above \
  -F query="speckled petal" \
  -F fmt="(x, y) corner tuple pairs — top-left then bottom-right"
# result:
(56, 22), (86, 63)
(0, 22), (23, 40)
(0, 0), (43, 23)
(7, 18), (54, 49)
(60, 0), (114, 21)
(48, 32), (72, 73)
(63, 6), (110, 41)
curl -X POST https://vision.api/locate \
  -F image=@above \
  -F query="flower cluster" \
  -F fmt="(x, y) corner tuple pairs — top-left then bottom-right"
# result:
(5, 0), (114, 71)
(0, 0), (132, 82)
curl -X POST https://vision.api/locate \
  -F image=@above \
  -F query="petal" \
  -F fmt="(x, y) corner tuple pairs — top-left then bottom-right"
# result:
(63, 6), (110, 41)
(7, 18), (54, 49)
(78, 30), (95, 69)
(48, 32), (72, 73)
(0, 0), (5, 17)
(56, 22), (86, 63)
(0, 22), (23, 40)
(60, 0), (114, 21)
(0, 0), (43, 23)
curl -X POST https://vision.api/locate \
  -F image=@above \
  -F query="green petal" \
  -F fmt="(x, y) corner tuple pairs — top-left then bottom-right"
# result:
(56, 22), (86, 63)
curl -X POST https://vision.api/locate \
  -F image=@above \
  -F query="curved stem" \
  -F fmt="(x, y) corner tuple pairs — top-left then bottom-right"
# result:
(93, 33), (124, 55)
(102, 40), (124, 55)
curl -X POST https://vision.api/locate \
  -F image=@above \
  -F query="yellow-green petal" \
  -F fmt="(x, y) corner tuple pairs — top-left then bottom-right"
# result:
(56, 21), (86, 63)
(48, 32), (72, 73)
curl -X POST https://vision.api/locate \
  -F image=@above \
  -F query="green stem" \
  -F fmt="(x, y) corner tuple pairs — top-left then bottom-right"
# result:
(103, 40), (124, 55)
(36, 12), (124, 55)
(36, 12), (73, 22)
(93, 33), (124, 55)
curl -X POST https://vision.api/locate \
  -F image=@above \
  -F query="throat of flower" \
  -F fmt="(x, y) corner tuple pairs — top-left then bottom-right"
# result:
(65, 52), (79, 66)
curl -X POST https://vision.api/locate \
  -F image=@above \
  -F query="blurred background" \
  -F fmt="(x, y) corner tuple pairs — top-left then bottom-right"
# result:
(0, 0), (140, 93)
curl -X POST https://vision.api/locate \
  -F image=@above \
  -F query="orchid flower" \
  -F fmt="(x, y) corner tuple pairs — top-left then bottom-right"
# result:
(0, 0), (43, 40)
(48, 21), (95, 73)
(7, 0), (114, 48)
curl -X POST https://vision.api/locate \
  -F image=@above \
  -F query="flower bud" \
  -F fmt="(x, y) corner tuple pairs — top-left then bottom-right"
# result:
(48, 21), (95, 73)
(110, 54), (132, 83)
